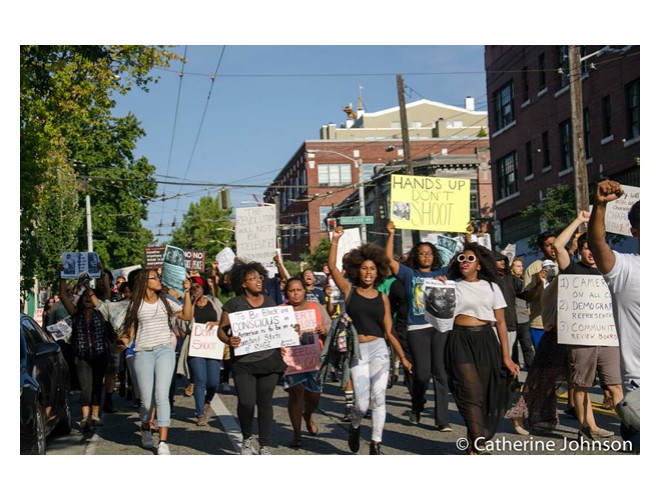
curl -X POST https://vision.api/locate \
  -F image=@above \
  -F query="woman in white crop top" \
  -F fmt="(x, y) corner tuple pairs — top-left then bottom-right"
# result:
(443, 243), (519, 454)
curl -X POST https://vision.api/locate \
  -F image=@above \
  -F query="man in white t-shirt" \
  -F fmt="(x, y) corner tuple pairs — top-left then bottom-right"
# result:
(588, 180), (640, 449)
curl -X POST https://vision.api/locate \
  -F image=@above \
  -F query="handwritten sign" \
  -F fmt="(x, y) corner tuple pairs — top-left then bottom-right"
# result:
(605, 185), (640, 236)
(557, 274), (619, 346)
(390, 174), (471, 232)
(188, 323), (224, 360)
(215, 247), (236, 273)
(236, 206), (277, 265)
(295, 309), (317, 333)
(282, 337), (322, 375)
(230, 306), (300, 356)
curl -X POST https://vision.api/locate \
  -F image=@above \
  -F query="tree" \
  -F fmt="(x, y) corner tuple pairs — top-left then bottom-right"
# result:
(521, 184), (575, 250)
(20, 45), (179, 293)
(169, 194), (234, 273)
(306, 237), (332, 271)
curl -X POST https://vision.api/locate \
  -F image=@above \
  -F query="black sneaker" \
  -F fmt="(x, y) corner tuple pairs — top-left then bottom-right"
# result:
(369, 442), (383, 455)
(348, 425), (361, 453)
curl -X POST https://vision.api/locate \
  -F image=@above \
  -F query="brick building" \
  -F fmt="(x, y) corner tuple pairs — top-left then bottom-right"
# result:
(264, 98), (491, 260)
(485, 45), (640, 250)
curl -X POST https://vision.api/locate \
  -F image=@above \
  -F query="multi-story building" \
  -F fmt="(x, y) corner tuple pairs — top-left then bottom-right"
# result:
(485, 45), (640, 254)
(264, 98), (490, 260)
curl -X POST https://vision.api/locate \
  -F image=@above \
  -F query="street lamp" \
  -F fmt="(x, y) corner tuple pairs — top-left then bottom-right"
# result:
(307, 149), (367, 242)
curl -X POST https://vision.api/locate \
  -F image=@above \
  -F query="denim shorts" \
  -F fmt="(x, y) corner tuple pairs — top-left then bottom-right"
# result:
(283, 370), (322, 393)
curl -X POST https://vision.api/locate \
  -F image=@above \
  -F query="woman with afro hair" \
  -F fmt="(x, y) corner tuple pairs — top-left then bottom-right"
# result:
(443, 242), (519, 454)
(328, 226), (412, 455)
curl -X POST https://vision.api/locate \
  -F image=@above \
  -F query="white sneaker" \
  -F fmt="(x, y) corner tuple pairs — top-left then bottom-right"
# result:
(141, 429), (154, 448)
(259, 446), (272, 455)
(241, 436), (257, 455)
(157, 441), (171, 455)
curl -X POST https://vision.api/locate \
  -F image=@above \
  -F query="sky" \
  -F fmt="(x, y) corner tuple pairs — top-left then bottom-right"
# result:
(111, 45), (488, 242)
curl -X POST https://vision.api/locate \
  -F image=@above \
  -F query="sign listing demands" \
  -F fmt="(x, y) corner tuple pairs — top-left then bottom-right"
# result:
(557, 274), (619, 346)
(604, 184), (640, 237)
(390, 174), (471, 232)
(144, 247), (165, 269)
(235, 206), (277, 265)
(230, 306), (300, 356)
(187, 323), (224, 360)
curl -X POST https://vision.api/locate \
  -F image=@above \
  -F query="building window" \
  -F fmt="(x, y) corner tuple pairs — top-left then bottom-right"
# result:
(522, 66), (529, 102)
(538, 52), (546, 89)
(318, 163), (352, 186)
(361, 163), (378, 181)
(626, 79), (640, 140)
(559, 119), (573, 171)
(583, 108), (592, 160)
(319, 205), (332, 231)
(300, 169), (307, 195)
(542, 131), (550, 169)
(558, 46), (570, 88)
(602, 95), (612, 138)
(525, 141), (533, 177)
(496, 151), (519, 199)
(493, 81), (515, 131)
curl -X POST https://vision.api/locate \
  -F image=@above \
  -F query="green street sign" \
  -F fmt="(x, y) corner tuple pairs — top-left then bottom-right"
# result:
(339, 216), (374, 225)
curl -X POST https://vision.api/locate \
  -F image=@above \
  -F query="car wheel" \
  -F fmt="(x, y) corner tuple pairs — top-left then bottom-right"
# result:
(53, 392), (72, 436)
(31, 404), (47, 455)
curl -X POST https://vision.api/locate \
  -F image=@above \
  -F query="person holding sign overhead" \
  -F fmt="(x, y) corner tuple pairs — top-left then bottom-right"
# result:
(118, 269), (192, 455)
(217, 262), (288, 455)
(329, 226), (412, 455)
(280, 276), (331, 448)
(385, 220), (451, 432)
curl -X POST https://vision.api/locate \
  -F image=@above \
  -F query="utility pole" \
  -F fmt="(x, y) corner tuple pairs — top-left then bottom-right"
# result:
(396, 75), (413, 174)
(74, 160), (94, 252)
(569, 46), (589, 217)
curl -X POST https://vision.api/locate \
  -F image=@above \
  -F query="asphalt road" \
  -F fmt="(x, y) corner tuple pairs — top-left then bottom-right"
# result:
(47, 368), (631, 456)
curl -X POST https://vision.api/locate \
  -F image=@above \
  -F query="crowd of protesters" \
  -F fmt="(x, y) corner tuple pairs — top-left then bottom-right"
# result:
(35, 180), (639, 455)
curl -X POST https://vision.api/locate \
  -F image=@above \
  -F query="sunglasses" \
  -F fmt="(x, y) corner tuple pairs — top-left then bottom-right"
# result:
(457, 254), (477, 263)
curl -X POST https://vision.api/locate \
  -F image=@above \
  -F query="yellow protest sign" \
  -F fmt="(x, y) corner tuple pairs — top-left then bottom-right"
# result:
(390, 174), (471, 232)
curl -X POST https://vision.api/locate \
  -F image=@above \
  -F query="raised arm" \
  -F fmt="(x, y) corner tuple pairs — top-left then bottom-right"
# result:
(587, 180), (621, 274)
(328, 226), (352, 297)
(176, 279), (193, 321)
(553, 211), (590, 271)
(58, 269), (77, 316)
(273, 252), (290, 281)
(385, 220), (400, 276)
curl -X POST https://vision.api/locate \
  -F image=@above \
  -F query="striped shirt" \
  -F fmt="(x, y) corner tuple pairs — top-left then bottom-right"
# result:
(135, 298), (182, 351)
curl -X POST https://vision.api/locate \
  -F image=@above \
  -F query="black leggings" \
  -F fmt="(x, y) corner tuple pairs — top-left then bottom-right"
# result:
(233, 369), (280, 447)
(75, 354), (109, 407)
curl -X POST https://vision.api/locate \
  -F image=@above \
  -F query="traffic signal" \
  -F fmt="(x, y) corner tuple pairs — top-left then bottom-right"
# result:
(219, 189), (231, 211)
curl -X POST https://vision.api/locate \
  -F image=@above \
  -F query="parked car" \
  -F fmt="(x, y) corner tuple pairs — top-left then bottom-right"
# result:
(20, 313), (71, 454)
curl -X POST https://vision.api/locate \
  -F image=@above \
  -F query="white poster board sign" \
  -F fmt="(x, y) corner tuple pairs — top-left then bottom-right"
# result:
(604, 185), (640, 236)
(423, 280), (457, 332)
(61, 252), (102, 279)
(236, 206), (277, 265)
(187, 323), (224, 360)
(215, 247), (236, 273)
(557, 274), (619, 346)
(230, 306), (300, 356)
(330, 227), (361, 271)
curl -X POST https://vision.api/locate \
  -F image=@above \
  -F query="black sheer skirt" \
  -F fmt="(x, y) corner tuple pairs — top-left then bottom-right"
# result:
(446, 325), (510, 451)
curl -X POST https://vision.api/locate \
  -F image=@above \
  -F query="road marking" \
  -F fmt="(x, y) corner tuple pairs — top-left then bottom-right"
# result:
(210, 394), (242, 454)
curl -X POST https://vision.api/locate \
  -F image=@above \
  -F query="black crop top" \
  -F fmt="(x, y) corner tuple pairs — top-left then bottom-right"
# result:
(346, 289), (386, 338)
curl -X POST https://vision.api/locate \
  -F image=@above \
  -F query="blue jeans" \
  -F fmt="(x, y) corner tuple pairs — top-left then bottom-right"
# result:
(188, 356), (222, 416)
(134, 344), (176, 428)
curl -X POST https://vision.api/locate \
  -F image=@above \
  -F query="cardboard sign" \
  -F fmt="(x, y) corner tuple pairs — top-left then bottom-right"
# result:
(162, 245), (187, 296)
(390, 174), (471, 232)
(557, 274), (619, 346)
(230, 306), (300, 356)
(60, 252), (102, 279)
(144, 247), (165, 269)
(215, 247), (236, 273)
(604, 185), (640, 236)
(282, 337), (322, 375)
(329, 227), (361, 271)
(235, 206), (277, 265)
(187, 323), (224, 360)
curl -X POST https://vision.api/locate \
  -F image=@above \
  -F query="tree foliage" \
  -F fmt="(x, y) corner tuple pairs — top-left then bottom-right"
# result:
(521, 184), (576, 249)
(20, 45), (179, 293)
(306, 237), (331, 271)
(169, 194), (234, 274)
